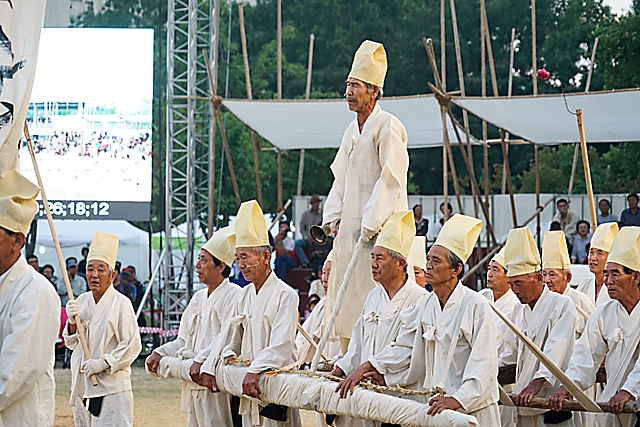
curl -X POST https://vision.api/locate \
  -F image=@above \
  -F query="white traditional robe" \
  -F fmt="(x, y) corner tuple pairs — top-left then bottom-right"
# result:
(63, 284), (142, 427)
(323, 103), (409, 338)
(201, 272), (302, 427)
(370, 283), (500, 427)
(499, 286), (579, 427)
(151, 280), (241, 427)
(480, 288), (519, 427)
(295, 298), (341, 365)
(563, 286), (595, 336)
(565, 300), (640, 427)
(577, 276), (611, 307)
(0, 256), (60, 427)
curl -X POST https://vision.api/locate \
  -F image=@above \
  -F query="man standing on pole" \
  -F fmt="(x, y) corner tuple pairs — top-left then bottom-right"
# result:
(323, 40), (409, 350)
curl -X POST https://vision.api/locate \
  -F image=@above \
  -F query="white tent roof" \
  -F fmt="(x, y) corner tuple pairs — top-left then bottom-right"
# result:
(453, 89), (640, 145)
(36, 219), (148, 247)
(222, 95), (458, 150)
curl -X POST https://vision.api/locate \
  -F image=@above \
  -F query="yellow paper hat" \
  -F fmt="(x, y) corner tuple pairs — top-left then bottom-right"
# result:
(608, 226), (640, 272)
(591, 222), (618, 253)
(0, 169), (40, 235)
(434, 214), (482, 263)
(505, 227), (541, 277)
(325, 250), (333, 263)
(491, 247), (507, 270)
(408, 236), (427, 270)
(202, 226), (236, 265)
(235, 200), (269, 247)
(375, 211), (415, 258)
(87, 232), (119, 269)
(542, 231), (571, 270)
(348, 40), (388, 88)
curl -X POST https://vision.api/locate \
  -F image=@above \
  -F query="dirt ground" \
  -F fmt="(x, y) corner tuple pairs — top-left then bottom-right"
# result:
(54, 363), (316, 426)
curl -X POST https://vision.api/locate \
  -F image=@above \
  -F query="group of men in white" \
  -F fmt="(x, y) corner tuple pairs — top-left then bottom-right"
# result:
(2, 37), (640, 427)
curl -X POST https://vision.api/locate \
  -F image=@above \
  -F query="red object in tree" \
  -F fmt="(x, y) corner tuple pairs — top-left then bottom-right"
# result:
(536, 68), (551, 80)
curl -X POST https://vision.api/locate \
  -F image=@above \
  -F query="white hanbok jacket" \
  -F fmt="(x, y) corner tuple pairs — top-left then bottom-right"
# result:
(370, 284), (500, 424)
(479, 288), (519, 354)
(0, 256), (60, 427)
(295, 298), (341, 364)
(577, 276), (611, 307)
(563, 286), (595, 335)
(63, 284), (142, 404)
(565, 300), (640, 427)
(323, 103), (409, 338)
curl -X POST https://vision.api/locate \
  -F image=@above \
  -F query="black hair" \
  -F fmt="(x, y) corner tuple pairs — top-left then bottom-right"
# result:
(439, 202), (453, 211)
(308, 294), (321, 307)
(279, 220), (289, 228)
(126, 265), (137, 273)
(212, 256), (231, 278)
(598, 199), (611, 207)
(576, 220), (590, 230)
(412, 204), (423, 211)
(42, 264), (54, 273)
(557, 198), (568, 206)
(549, 221), (562, 231)
(0, 226), (15, 237)
(447, 250), (465, 281)
(628, 193), (639, 203)
(27, 254), (38, 262)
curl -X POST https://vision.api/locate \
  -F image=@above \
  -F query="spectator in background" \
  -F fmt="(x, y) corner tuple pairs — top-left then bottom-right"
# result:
(553, 198), (580, 249)
(294, 194), (323, 268)
(56, 257), (88, 306)
(571, 220), (592, 264)
(78, 247), (89, 276)
(308, 294), (321, 313)
(117, 267), (137, 305)
(274, 221), (297, 282)
(433, 202), (453, 238)
(126, 265), (144, 310)
(597, 199), (618, 224)
(41, 264), (57, 288)
(620, 193), (640, 227)
(549, 221), (562, 231)
(26, 254), (39, 271)
(413, 204), (429, 236)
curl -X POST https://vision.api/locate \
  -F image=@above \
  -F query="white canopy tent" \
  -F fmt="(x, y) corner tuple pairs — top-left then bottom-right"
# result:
(34, 219), (150, 280)
(452, 89), (640, 144)
(221, 95), (460, 150)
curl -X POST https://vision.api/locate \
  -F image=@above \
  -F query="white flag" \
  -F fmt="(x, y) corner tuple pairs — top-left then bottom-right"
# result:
(0, 0), (47, 176)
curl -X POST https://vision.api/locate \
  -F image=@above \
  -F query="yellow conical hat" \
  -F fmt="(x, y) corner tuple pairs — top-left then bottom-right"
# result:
(591, 222), (618, 253)
(0, 169), (40, 235)
(542, 231), (571, 270)
(608, 226), (640, 272)
(408, 236), (427, 270)
(87, 232), (119, 269)
(235, 200), (269, 247)
(491, 247), (507, 270)
(348, 40), (387, 88)
(375, 211), (415, 259)
(202, 226), (236, 265)
(433, 214), (482, 263)
(504, 227), (540, 277)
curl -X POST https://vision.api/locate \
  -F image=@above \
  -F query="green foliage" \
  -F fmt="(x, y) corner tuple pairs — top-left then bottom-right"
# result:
(596, 12), (640, 89)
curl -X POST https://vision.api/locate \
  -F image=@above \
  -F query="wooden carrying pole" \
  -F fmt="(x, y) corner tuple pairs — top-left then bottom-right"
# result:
(577, 109), (597, 227)
(297, 33), (315, 196)
(500, 130), (518, 227)
(24, 124), (98, 387)
(505, 395), (634, 413)
(238, 2), (263, 207)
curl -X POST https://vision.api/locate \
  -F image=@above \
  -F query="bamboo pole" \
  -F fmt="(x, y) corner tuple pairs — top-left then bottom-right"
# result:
(500, 131), (518, 227)
(216, 109), (242, 207)
(238, 2), (263, 207)
(445, 139), (464, 214)
(296, 323), (329, 362)
(442, 110), (449, 222)
(532, 0), (538, 96)
(502, 28), (516, 194)
(276, 0), (282, 100)
(568, 144), (579, 196)
(577, 110), (597, 228)
(535, 144), (541, 247)
(207, 1), (221, 237)
(505, 395), (633, 414)
(481, 0), (499, 97)
(277, 149), (283, 210)
(584, 37), (599, 93)
(24, 124), (98, 387)
(440, 0), (446, 91)
(297, 33), (315, 196)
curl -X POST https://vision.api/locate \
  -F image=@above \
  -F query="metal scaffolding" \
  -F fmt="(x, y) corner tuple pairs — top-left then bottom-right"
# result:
(164, 0), (218, 331)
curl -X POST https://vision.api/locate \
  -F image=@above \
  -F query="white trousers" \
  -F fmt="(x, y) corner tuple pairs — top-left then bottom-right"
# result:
(72, 391), (134, 427)
(187, 389), (234, 427)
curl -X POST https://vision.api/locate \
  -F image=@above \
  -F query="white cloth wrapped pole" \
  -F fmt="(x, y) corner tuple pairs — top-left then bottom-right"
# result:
(311, 238), (365, 371)
(215, 363), (478, 427)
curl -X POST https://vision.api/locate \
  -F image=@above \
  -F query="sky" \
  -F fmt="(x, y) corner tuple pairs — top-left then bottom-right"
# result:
(30, 28), (154, 111)
(605, 0), (633, 14)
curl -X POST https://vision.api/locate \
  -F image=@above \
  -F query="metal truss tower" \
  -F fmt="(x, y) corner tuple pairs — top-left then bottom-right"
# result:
(164, 0), (218, 331)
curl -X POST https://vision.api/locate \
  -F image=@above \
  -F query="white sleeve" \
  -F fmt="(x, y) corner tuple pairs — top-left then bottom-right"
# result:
(336, 312), (365, 375)
(323, 137), (349, 226)
(564, 307), (607, 391)
(154, 298), (195, 357)
(103, 301), (142, 373)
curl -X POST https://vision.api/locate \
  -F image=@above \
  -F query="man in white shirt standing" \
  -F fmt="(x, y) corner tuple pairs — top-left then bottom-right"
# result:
(64, 232), (142, 427)
(500, 227), (579, 427)
(548, 226), (640, 427)
(145, 226), (241, 426)
(342, 214), (500, 426)
(200, 200), (302, 427)
(576, 222), (618, 307)
(0, 170), (60, 427)
(333, 211), (427, 427)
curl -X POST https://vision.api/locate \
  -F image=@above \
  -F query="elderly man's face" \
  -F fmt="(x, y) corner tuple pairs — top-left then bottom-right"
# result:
(236, 247), (270, 283)
(486, 261), (508, 291)
(543, 268), (571, 295)
(413, 266), (427, 287)
(508, 272), (544, 305)
(321, 260), (332, 294)
(371, 246), (405, 286)
(196, 249), (225, 286)
(345, 78), (377, 113)
(86, 260), (116, 297)
(425, 245), (459, 287)
(605, 262), (640, 301)
(557, 202), (568, 215)
(588, 247), (608, 274)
